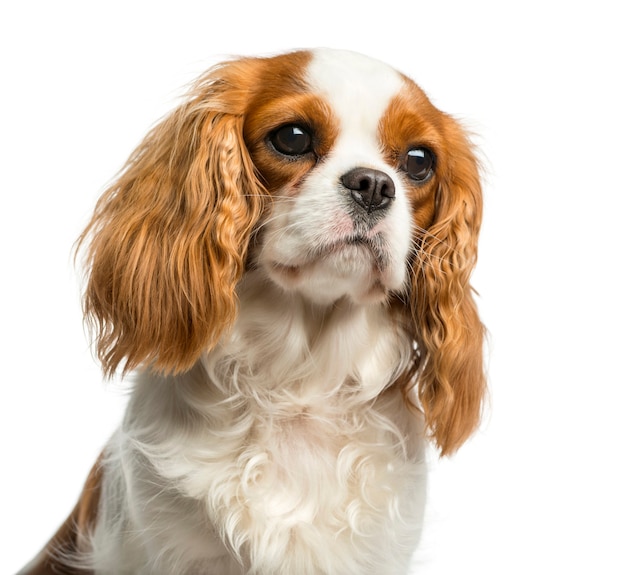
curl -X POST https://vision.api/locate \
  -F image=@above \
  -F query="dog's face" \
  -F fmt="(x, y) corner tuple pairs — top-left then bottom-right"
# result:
(243, 50), (434, 306)
(79, 48), (484, 454)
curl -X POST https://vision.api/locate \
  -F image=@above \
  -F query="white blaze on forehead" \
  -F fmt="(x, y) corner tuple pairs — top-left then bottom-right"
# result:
(306, 49), (403, 147)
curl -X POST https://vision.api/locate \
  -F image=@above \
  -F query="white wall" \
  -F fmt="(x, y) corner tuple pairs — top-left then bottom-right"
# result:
(2, 1), (624, 573)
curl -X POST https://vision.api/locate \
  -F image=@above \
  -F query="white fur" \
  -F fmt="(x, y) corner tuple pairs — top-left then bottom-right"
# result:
(82, 50), (427, 574)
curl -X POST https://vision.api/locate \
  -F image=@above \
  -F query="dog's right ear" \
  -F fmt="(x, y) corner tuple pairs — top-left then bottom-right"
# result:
(77, 60), (270, 377)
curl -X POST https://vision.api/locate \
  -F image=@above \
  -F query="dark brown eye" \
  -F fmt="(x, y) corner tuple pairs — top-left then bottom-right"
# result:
(405, 148), (435, 181)
(270, 125), (313, 156)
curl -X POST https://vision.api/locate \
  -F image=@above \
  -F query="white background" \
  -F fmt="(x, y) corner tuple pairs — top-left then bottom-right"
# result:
(2, 1), (625, 573)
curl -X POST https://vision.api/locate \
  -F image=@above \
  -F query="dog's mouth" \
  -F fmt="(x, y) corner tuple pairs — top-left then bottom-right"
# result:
(326, 234), (385, 262)
(274, 233), (387, 274)
(263, 232), (401, 306)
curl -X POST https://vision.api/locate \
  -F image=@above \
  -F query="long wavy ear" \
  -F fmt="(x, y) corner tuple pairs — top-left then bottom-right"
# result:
(409, 116), (486, 456)
(77, 61), (268, 377)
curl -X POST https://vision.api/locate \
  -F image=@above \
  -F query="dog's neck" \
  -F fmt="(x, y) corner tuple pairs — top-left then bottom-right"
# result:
(200, 269), (412, 408)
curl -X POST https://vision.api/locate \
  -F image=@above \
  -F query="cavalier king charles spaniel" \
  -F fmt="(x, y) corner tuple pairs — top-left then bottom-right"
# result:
(21, 48), (485, 575)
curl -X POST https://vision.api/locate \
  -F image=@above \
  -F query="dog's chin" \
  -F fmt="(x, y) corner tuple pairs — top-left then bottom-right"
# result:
(264, 243), (404, 306)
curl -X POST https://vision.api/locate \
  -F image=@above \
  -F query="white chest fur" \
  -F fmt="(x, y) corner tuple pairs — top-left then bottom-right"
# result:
(105, 286), (427, 574)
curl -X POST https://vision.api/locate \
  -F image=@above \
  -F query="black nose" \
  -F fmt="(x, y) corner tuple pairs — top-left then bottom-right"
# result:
(341, 168), (396, 213)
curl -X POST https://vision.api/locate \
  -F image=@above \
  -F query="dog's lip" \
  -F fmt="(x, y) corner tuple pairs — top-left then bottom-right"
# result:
(328, 232), (386, 255)
(272, 234), (381, 270)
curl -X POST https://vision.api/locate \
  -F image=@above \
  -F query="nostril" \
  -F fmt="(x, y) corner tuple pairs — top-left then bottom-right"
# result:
(380, 181), (394, 198)
(358, 178), (370, 191)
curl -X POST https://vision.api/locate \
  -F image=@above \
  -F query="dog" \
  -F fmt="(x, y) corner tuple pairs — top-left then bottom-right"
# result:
(20, 48), (485, 575)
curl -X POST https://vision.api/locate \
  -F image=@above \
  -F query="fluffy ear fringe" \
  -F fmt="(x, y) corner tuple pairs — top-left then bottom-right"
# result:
(76, 66), (269, 377)
(406, 118), (486, 456)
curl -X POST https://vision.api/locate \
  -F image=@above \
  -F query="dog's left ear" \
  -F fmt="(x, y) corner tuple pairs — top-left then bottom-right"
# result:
(78, 61), (268, 377)
(408, 116), (486, 456)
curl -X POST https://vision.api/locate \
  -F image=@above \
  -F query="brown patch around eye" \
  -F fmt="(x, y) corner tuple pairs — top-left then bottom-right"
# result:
(244, 93), (339, 193)
(378, 80), (447, 231)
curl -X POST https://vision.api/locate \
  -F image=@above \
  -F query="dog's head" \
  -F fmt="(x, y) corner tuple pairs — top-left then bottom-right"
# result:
(79, 49), (484, 454)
